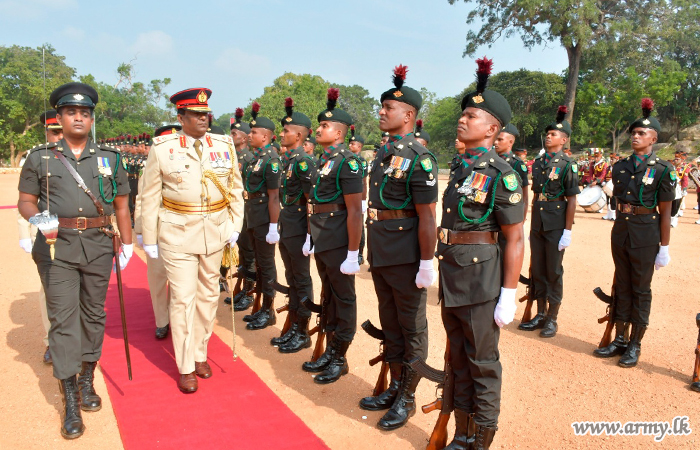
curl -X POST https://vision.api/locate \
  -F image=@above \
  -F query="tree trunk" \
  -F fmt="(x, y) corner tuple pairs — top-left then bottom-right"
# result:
(9, 139), (16, 168)
(564, 44), (582, 122)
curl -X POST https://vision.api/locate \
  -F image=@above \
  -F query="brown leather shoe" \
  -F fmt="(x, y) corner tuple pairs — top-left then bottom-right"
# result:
(178, 373), (198, 393)
(195, 361), (212, 379)
(43, 346), (52, 365)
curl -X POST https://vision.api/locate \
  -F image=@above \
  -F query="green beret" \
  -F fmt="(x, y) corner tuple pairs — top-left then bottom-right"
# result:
(460, 58), (511, 126)
(379, 65), (422, 110)
(249, 102), (276, 131)
(281, 97), (312, 128)
(306, 135), (317, 145)
(318, 88), (353, 126)
(545, 106), (572, 136)
(415, 119), (430, 143)
(349, 126), (365, 144)
(231, 108), (251, 133)
(50, 82), (98, 109)
(209, 125), (225, 135)
(501, 123), (520, 138)
(629, 98), (661, 134)
(381, 131), (389, 138)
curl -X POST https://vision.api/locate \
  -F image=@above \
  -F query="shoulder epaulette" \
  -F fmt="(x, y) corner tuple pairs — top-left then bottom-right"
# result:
(209, 133), (234, 145)
(99, 144), (120, 153)
(152, 134), (179, 146)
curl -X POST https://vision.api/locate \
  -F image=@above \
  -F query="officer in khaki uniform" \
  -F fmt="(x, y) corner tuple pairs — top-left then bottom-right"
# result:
(519, 106), (579, 338)
(18, 109), (64, 364)
(359, 66), (438, 431)
(140, 87), (244, 394)
(134, 124), (181, 340)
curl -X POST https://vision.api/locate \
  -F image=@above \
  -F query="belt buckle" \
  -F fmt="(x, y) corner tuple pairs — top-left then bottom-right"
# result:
(368, 208), (377, 220)
(538, 194), (547, 202)
(76, 217), (87, 230)
(307, 203), (314, 215)
(621, 204), (632, 214)
(438, 228), (448, 245)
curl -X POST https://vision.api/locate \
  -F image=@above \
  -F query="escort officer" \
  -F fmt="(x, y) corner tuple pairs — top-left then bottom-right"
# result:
(348, 125), (368, 264)
(240, 102), (281, 330)
(494, 123), (529, 221)
(518, 106), (580, 337)
(18, 109), (64, 364)
(273, 97), (317, 353)
(432, 58), (524, 449)
(301, 88), (363, 384)
(225, 108), (256, 311)
(593, 98), (674, 367)
(134, 125), (181, 340)
(358, 66), (438, 431)
(140, 87), (244, 393)
(18, 82), (133, 439)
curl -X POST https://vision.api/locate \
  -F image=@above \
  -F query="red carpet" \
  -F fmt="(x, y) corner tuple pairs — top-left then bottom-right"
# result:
(100, 256), (329, 450)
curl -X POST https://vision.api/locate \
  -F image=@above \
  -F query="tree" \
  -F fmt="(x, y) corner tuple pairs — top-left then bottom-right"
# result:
(448, 0), (661, 121)
(0, 45), (75, 166)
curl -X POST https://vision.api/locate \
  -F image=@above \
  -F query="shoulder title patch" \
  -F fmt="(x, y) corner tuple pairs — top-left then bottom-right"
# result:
(271, 162), (279, 173)
(420, 158), (433, 172)
(348, 159), (359, 171)
(670, 170), (678, 181)
(572, 164), (578, 173)
(503, 173), (519, 191)
(299, 160), (309, 172)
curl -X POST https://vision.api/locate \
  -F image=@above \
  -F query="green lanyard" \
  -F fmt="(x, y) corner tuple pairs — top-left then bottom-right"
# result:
(98, 152), (120, 204)
(379, 156), (420, 210)
(313, 156), (346, 203)
(638, 166), (668, 209)
(245, 145), (272, 193)
(541, 161), (571, 198)
(282, 151), (310, 206)
(457, 172), (502, 224)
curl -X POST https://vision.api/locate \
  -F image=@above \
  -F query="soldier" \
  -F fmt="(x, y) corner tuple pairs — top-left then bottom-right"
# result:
(414, 119), (431, 148)
(18, 109), (63, 364)
(18, 82), (133, 439)
(434, 58), (524, 449)
(133, 125), (181, 340)
(671, 150), (690, 227)
(140, 87), (244, 393)
(303, 134), (317, 156)
(494, 123), (529, 221)
(225, 108), (256, 311)
(358, 66), (438, 431)
(603, 152), (618, 221)
(450, 137), (468, 179)
(301, 88), (363, 384)
(126, 135), (139, 224)
(348, 125), (368, 264)
(518, 106), (580, 338)
(240, 102), (281, 330)
(380, 131), (390, 146)
(593, 98), (674, 367)
(273, 97), (317, 353)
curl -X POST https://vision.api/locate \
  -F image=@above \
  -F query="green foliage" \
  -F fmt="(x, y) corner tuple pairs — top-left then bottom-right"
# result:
(0, 45), (74, 165)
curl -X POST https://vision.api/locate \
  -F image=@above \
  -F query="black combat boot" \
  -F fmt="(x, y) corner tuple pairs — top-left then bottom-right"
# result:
(445, 409), (476, 450)
(618, 324), (646, 368)
(77, 361), (101, 412)
(302, 333), (334, 373)
(314, 338), (350, 384)
(539, 301), (560, 338)
(234, 277), (256, 312)
(359, 362), (402, 411)
(271, 311), (297, 346)
(593, 321), (629, 358)
(377, 363), (421, 430)
(59, 376), (85, 439)
(279, 316), (312, 353)
(472, 424), (497, 450)
(518, 298), (547, 331)
(246, 294), (276, 330)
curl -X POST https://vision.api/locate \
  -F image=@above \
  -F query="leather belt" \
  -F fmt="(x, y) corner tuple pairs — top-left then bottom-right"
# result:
(367, 208), (417, 221)
(163, 197), (227, 214)
(286, 196), (307, 206)
(438, 228), (497, 245)
(536, 194), (565, 202)
(307, 203), (346, 215)
(243, 191), (267, 200)
(58, 216), (111, 230)
(617, 202), (656, 215)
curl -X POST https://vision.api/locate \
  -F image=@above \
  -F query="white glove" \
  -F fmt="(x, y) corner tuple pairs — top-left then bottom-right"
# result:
(144, 244), (159, 259)
(136, 234), (143, 247)
(19, 238), (32, 253)
(654, 245), (670, 270)
(361, 200), (368, 214)
(558, 229), (572, 251)
(266, 223), (280, 244)
(302, 233), (314, 256)
(340, 250), (360, 275)
(114, 243), (133, 271)
(415, 259), (437, 289)
(494, 287), (517, 328)
(228, 231), (240, 245)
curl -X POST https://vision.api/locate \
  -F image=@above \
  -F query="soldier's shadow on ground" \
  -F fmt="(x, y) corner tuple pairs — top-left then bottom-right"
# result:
(216, 295), (431, 450)
(6, 292), (60, 413)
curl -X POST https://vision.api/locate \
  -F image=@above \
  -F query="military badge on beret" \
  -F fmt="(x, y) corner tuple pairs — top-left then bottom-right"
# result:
(394, 91), (403, 98)
(325, 111), (333, 118)
(348, 160), (359, 171)
(421, 158), (433, 172)
(503, 173), (518, 191)
(473, 95), (484, 104)
(509, 193), (522, 204)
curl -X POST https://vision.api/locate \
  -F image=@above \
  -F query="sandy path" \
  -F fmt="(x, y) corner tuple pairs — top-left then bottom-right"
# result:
(1, 172), (698, 449)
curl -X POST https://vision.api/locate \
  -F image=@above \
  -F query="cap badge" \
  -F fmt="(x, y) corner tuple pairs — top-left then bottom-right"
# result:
(393, 90), (403, 98)
(286, 117), (292, 122)
(325, 111), (333, 118)
(556, 123), (563, 128)
(234, 124), (240, 128)
(73, 94), (84, 101)
(642, 119), (650, 125)
(472, 94), (484, 104)
(197, 90), (208, 103)
(251, 120), (256, 125)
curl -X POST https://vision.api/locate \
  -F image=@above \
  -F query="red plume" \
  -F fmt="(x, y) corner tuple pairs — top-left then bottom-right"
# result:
(416, 119), (423, 129)
(641, 98), (654, 118)
(350, 125), (355, 132)
(556, 105), (567, 123)
(475, 57), (493, 94)
(235, 108), (244, 120)
(285, 97), (294, 118)
(327, 88), (339, 110)
(251, 102), (260, 120)
(393, 65), (408, 89)
(272, 135), (277, 142)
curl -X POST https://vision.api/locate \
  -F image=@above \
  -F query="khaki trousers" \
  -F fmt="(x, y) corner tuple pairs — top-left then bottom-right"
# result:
(161, 248), (223, 374)
(147, 254), (170, 328)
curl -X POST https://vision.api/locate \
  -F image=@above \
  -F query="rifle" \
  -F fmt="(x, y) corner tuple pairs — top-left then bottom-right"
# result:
(303, 286), (327, 362)
(362, 320), (389, 396)
(251, 267), (263, 314)
(410, 339), (454, 450)
(594, 282), (628, 348)
(518, 272), (534, 323)
(271, 280), (292, 335)
(231, 266), (243, 298)
(112, 235), (132, 380)
(692, 313), (700, 387)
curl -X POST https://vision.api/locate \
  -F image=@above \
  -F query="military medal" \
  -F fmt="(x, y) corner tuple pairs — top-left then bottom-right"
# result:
(458, 171), (492, 203)
(97, 157), (112, 176)
(549, 167), (561, 180)
(643, 167), (655, 185)
(253, 159), (263, 172)
(321, 160), (335, 175)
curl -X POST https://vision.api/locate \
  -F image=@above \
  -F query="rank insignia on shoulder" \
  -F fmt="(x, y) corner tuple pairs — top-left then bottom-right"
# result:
(271, 162), (279, 173)
(503, 173), (519, 191)
(509, 193), (522, 204)
(299, 161), (309, 172)
(348, 159), (359, 171)
(572, 164), (578, 173)
(421, 158), (433, 172)
(670, 170), (678, 181)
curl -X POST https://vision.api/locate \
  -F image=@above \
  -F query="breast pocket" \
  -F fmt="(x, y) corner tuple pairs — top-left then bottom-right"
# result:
(157, 210), (187, 247)
(168, 168), (191, 190)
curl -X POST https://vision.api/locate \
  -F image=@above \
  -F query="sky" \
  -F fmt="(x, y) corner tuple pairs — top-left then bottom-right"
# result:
(0, 0), (568, 115)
